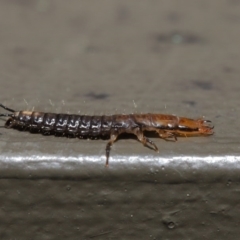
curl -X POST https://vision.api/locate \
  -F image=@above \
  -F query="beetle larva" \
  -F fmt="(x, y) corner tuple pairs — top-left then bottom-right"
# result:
(0, 104), (214, 166)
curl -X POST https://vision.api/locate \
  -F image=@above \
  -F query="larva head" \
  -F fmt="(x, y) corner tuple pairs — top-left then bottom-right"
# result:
(177, 117), (214, 136)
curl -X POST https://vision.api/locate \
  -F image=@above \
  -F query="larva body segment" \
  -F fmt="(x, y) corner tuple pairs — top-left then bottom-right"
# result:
(0, 104), (214, 166)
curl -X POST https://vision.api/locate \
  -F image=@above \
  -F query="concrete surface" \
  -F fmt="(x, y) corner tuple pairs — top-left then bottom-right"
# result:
(0, 0), (240, 239)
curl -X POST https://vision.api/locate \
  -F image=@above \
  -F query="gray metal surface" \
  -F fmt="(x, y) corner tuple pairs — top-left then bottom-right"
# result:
(0, 0), (240, 239)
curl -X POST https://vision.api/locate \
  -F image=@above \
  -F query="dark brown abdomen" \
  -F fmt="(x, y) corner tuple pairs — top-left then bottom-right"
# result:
(16, 111), (116, 137)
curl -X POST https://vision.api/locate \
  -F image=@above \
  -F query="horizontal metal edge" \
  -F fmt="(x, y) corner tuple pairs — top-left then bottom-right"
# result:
(0, 154), (239, 183)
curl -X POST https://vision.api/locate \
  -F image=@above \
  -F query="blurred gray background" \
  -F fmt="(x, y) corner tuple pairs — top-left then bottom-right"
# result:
(0, 0), (240, 239)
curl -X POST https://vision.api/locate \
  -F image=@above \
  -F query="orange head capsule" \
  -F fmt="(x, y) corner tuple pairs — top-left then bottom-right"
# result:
(177, 117), (214, 136)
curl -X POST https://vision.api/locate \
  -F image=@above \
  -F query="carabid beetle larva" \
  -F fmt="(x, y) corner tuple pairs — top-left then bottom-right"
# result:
(0, 104), (214, 166)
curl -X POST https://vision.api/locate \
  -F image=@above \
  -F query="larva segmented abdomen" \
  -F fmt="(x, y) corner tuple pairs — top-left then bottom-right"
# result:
(16, 111), (115, 137)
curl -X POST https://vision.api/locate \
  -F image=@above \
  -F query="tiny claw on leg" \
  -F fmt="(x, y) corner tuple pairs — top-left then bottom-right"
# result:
(134, 128), (159, 152)
(146, 137), (159, 152)
(157, 130), (177, 142)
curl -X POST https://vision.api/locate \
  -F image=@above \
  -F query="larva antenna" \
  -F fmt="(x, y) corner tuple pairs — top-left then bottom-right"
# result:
(0, 104), (15, 117)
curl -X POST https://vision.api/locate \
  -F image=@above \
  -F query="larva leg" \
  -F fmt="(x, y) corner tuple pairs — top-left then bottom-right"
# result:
(134, 128), (159, 152)
(157, 130), (177, 141)
(105, 132), (119, 167)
